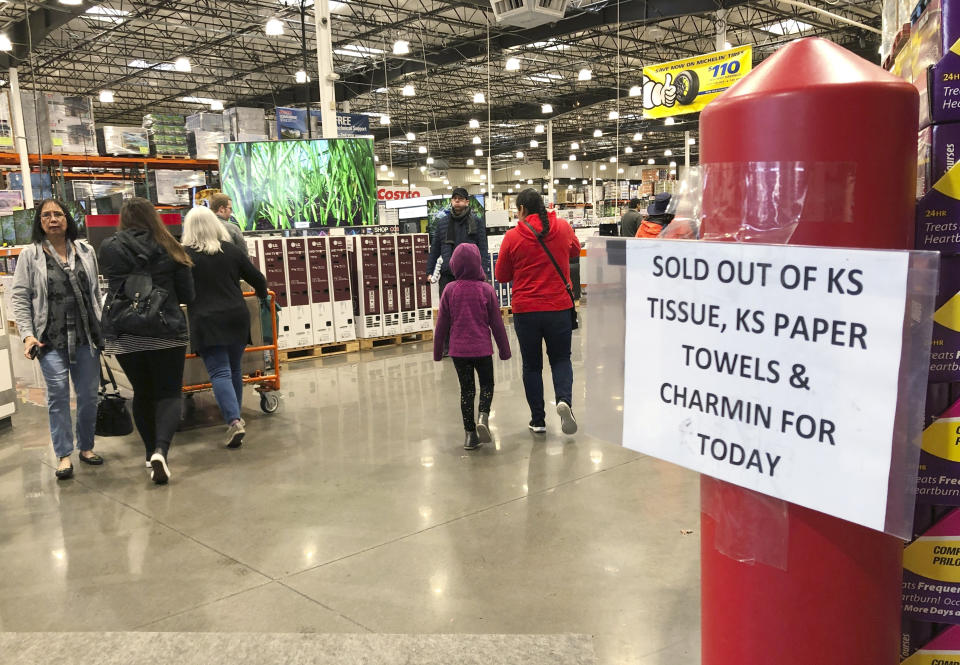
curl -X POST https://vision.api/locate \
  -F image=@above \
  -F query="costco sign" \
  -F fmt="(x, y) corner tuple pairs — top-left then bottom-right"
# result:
(377, 187), (432, 201)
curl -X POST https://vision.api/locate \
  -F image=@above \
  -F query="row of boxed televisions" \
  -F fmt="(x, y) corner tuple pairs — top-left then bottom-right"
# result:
(244, 234), (514, 350)
(0, 90), (267, 158)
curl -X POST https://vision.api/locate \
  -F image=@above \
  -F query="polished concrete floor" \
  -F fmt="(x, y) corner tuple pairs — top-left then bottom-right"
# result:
(1, 323), (700, 664)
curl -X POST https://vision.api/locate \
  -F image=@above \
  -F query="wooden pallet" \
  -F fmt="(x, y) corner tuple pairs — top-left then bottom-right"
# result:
(358, 330), (433, 351)
(153, 154), (191, 160)
(279, 340), (359, 362)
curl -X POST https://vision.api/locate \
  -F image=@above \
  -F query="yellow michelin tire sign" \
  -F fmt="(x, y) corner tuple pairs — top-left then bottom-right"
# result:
(641, 45), (753, 119)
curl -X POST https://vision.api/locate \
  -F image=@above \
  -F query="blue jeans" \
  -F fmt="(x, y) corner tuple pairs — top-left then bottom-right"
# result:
(199, 343), (246, 424)
(38, 345), (100, 459)
(512, 309), (574, 423)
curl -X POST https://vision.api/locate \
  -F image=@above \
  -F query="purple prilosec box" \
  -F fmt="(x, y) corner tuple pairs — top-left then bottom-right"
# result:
(928, 255), (960, 382)
(903, 508), (960, 624)
(921, 0), (960, 127)
(919, 123), (960, 197)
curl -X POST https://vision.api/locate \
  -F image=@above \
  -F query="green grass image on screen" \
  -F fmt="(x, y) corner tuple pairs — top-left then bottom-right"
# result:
(219, 139), (377, 231)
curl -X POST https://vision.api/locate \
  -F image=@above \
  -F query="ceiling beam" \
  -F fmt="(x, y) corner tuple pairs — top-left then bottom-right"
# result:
(235, 0), (752, 108)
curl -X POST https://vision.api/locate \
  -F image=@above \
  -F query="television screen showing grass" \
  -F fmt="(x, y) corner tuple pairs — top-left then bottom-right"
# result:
(219, 139), (377, 230)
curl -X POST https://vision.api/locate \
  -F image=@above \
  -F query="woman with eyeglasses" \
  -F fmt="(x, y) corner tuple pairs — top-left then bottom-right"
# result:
(12, 199), (104, 480)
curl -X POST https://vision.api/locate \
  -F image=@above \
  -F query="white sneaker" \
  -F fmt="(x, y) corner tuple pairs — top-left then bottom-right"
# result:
(150, 452), (170, 484)
(557, 402), (578, 435)
(226, 419), (245, 448)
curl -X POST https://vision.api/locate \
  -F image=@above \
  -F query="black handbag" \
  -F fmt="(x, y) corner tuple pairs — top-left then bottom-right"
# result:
(96, 356), (133, 437)
(521, 218), (579, 330)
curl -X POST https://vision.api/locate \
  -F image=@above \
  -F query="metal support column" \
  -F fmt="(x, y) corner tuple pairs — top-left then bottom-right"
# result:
(547, 119), (555, 205)
(8, 68), (32, 208)
(313, 0), (338, 139)
(715, 9), (728, 51)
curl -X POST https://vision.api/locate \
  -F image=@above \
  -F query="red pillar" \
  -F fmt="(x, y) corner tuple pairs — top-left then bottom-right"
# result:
(699, 38), (918, 664)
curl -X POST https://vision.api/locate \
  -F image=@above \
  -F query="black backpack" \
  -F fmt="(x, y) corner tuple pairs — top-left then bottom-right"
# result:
(104, 242), (177, 338)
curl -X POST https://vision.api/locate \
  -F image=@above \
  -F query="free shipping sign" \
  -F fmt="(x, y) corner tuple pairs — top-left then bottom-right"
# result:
(622, 240), (912, 532)
(641, 45), (752, 119)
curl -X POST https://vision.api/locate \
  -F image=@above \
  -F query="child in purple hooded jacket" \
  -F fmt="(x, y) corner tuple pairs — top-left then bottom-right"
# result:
(434, 243), (511, 450)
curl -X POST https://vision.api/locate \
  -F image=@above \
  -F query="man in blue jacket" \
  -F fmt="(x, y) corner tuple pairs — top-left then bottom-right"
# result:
(426, 187), (489, 296)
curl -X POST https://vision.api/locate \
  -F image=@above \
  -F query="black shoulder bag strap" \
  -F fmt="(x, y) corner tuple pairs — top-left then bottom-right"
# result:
(99, 354), (120, 394)
(521, 219), (577, 313)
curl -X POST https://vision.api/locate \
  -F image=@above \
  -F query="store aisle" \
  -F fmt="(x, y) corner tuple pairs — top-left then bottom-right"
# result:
(0, 326), (700, 665)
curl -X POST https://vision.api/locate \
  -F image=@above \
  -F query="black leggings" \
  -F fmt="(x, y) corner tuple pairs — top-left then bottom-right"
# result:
(116, 346), (186, 459)
(452, 356), (494, 432)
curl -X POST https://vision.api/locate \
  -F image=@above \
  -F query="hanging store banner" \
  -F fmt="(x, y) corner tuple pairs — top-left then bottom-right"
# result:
(622, 240), (923, 533)
(276, 108), (372, 139)
(641, 45), (753, 119)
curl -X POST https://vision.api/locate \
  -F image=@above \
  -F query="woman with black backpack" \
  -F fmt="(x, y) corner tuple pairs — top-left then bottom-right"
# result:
(99, 198), (194, 484)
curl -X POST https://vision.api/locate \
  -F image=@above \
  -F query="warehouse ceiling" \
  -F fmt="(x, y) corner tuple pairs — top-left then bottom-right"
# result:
(0, 0), (881, 170)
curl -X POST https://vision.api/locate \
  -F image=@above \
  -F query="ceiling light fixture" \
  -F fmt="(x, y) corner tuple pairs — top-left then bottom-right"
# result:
(466, 158), (475, 166)
(593, 129), (602, 137)
(393, 40), (410, 55)
(670, 161), (677, 167)
(665, 117), (675, 125)
(469, 118), (480, 128)
(529, 140), (538, 148)
(380, 164), (388, 171)
(406, 132), (416, 141)
(609, 156), (617, 163)
(569, 154), (576, 161)
(402, 84), (415, 96)
(295, 70), (308, 83)
(59, 0), (83, 4)
(618, 168), (624, 174)
(418, 145), (427, 154)
(516, 151), (524, 158)
(475, 149), (483, 156)
(541, 104), (553, 114)
(514, 169), (521, 175)
(472, 136), (482, 144)
(419, 166), (426, 172)
(426, 157), (434, 165)
(664, 149), (673, 156)
(689, 137), (697, 145)
(577, 68), (592, 81)
(0, 35), (12, 52)
(633, 133), (642, 141)
(388, 171), (395, 178)
(561, 163), (568, 169)
(174, 56), (191, 72)
(98, 90), (115, 103)
(608, 110), (619, 120)
(210, 100), (224, 111)
(624, 146), (633, 153)
(505, 57), (521, 71)
(648, 158), (655, 164)
(628, 85), (642, 97)
(380, 114), (390, 125)
(600, 164), (607, 171)
(265, 18), (284, 36)
(571, 142), (579, 150)
(473, 168), (480, 174)
(534, 124), (544, 134)
(473, 92), (486, 104)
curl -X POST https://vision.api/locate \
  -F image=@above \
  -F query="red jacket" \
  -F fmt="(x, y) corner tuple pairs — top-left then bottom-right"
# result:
(495, 211), (581, 313)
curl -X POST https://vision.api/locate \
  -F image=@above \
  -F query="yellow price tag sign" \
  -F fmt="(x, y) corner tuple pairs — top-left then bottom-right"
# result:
(641, 45), (752, 119)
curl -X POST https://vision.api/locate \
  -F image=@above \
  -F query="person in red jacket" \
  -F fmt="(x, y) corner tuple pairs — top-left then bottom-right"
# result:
(495, 188), (581, 435)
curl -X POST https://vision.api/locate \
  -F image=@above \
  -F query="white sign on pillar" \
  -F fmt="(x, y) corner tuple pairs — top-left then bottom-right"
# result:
(622, 240), (915, 533)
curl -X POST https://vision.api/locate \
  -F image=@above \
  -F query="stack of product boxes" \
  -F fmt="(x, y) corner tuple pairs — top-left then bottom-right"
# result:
(890, 0), (960, 657)
(185, 112), (227, 160)
(143, 113), (189, 157)
(223, 107), (267, 142)
(8, 91), (97, 155)
(96, 126), (150, 156)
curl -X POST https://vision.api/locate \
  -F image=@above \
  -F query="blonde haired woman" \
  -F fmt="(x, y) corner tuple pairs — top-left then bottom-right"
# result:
(182, 206), (266, 448)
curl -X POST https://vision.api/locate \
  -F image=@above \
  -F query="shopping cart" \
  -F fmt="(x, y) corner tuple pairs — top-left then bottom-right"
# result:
(182, 290), (281, 414)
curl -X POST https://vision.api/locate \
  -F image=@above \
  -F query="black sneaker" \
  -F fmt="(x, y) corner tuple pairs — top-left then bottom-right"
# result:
(528, 420), (546, 434)
(464, 430), (482, 450)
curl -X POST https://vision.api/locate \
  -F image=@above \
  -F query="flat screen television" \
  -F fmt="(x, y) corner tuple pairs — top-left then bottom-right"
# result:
(219, 138), (377, 231)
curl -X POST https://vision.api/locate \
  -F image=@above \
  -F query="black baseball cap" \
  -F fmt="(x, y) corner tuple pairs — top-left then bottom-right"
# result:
(451, 187), (469, 199)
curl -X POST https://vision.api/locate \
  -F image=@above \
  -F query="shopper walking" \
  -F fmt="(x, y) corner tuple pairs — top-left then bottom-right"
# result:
(209, 193), (246, 249)
(433, 243), (511, 450)
(182, 206), (267, 448)
(426, 187), (489, 296)
(619, 198), (643, 238)
(12, 199), (104, 479)
(495, 188), (581, 435)
(99, 198), (194, 484)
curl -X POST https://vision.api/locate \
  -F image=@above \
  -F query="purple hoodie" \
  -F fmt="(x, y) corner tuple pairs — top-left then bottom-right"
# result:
(433, 243), (511, 362)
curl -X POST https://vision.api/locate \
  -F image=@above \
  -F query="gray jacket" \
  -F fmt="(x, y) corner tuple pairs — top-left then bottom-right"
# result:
(11, 240), (103, 342)
(222, 219), (245, 250)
